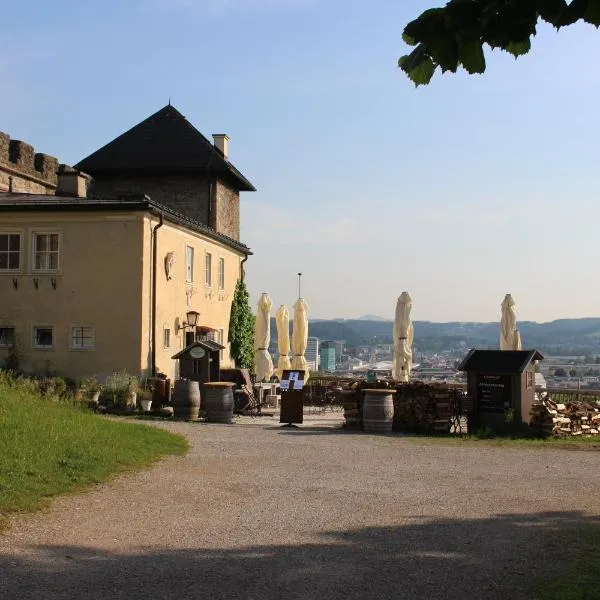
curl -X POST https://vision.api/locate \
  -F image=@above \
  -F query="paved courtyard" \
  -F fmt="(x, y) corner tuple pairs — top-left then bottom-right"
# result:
(1, 414), (599, 599)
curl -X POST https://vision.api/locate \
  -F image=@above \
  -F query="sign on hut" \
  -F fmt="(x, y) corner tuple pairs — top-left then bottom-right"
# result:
(458, 349), (543, 431)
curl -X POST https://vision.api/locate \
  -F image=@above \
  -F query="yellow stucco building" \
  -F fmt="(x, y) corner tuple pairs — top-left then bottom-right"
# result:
(0, 105), (254, 382)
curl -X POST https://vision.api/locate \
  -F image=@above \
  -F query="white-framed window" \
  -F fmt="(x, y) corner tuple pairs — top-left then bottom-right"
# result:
(205, 252), (212, 287)
(32, 232), (60, 272)
(33, 326), (54, 349)
(163, 328), (171, 348)
(218, 257), (225, 290)
(185, 246), (194, 283)
(526, 370), (534, 389)
(0, 327), (15, 348)
(70, 326), (95, 350)
(0, 233), (21, 272)
(218, 328), (224, 360)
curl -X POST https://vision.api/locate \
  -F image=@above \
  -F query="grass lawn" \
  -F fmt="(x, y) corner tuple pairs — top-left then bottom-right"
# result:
(0, 377), (187, 530)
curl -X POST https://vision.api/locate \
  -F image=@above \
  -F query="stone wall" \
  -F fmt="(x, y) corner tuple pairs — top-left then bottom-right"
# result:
(89, 173), (211, 226)
(0, 131), (59, 194)
(215, 180), (240, 240)
(89, 173), (241, 240)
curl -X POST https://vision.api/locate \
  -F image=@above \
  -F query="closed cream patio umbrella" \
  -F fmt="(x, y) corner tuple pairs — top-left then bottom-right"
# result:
(275, 305), (292, 380)
(291, 297), (310, 382)
(392, 292), (414, 382)
(254, 293), (274, 382)
(500, 293), (522, 351)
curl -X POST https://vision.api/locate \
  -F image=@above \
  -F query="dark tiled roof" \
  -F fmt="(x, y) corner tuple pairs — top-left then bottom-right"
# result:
(0, 192), (252, 255)
(458, 350), (544, 373)
(74, 105), (256, 192)
(172, 341), (224, 359)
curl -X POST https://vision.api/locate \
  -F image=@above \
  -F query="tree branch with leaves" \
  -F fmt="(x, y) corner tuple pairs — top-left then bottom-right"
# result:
(400, 0), (600, 86)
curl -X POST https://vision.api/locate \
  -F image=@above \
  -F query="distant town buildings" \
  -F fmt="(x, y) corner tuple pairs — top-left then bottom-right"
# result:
(319, 341), (336, 372)
(332, 340), (344, 362)
(305, 336), (319, 371)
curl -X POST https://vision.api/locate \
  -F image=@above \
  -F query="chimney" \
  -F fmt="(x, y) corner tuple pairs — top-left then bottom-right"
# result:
(56, 164), (91, 198)
(212, 134), (229, 160)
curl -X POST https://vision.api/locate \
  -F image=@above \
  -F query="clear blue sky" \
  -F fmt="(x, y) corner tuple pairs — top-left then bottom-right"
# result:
(2, 1), (599, 322)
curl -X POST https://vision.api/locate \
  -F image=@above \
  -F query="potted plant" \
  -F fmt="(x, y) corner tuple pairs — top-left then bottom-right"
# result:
(80, 376), (102, 405)
(137, 387), (152, 413)
(125, 377), (138, 409)
(102, 370), (138, 413)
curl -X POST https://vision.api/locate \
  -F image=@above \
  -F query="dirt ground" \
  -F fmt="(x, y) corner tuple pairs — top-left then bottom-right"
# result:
(1, 415), (599, 599)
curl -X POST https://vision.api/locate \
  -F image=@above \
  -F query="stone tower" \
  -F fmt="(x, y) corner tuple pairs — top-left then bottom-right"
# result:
(75, 105), (255, 240)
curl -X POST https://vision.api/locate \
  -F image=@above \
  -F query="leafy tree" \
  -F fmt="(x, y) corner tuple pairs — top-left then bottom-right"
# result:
(554, 367), (567, 377)
(569, 368), (578, 377)
(228, 279), (255, 370)
(400, 0), (600, 86)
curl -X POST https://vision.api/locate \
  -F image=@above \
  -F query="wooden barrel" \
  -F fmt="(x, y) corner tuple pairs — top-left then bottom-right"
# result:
(171, 379), (201, 421)
(362, 389), (395, 433)
(342, 389), (361, 429)
(203, 382), (235, 423)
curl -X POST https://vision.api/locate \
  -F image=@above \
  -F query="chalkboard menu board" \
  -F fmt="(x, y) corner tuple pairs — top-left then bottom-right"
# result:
(280, 370), (305, 424)
(476, 373), (512, 414)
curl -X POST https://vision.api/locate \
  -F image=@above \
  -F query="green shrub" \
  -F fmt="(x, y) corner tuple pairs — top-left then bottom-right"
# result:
(37, 376), (68, 400)
(102, 370), (139, 409)
(79, 375), (101, 393)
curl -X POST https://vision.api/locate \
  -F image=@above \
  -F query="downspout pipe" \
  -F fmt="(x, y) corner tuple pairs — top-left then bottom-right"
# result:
(240, 254), (248, 281)
(151, 211), (164, 376)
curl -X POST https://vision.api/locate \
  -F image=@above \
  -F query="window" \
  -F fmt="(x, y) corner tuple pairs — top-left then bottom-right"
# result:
(218, 257), (225, 290)
(526, 370), (534, 389)
(32, 232), (60, 272)
(218, 328), (224, 360)
(205, 252), (212, 286)
(0, 233), (21, 271)
(200, 328), (215, 342)
(163, 328), (171, 349)
(33, 326), (54, 349)
(70, 326), (94, 350)
(0, 327), (15, 348)
(185, 246), (194, 282)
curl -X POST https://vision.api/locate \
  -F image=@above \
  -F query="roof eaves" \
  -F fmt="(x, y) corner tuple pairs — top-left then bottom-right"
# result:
(147, 200), (252, 256)
(0, 193), (252, 256)
(457, 349), (476, 371)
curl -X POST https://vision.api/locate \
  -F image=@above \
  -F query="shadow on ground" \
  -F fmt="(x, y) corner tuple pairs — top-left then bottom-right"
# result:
(1, 511), (597, 599)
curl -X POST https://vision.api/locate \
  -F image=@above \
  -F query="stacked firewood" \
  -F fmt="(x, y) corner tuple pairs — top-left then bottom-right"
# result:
(394, 383), (470, 434)
(530, 395), (600, 437)
(341, 380), (393, 430)
(340, 381), (471, 433)
(341, 386), (362, 430)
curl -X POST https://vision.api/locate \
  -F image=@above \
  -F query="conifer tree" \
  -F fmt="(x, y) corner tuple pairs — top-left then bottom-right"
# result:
(228, 278), (255, 370)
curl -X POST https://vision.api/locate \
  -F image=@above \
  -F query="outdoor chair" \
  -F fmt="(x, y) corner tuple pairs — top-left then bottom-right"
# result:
(238, 384), (263, 416)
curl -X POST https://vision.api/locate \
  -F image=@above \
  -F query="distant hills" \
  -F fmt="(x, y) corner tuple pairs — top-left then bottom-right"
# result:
(282, 318), (600, 356)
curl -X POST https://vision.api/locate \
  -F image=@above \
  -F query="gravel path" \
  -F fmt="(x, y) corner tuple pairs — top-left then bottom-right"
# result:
(1, 415), (599, 599)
